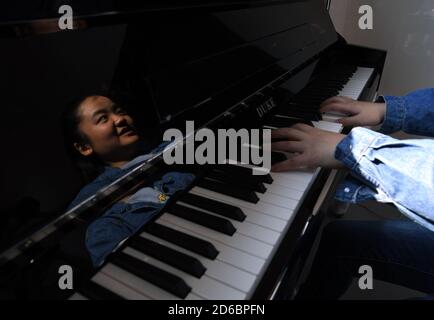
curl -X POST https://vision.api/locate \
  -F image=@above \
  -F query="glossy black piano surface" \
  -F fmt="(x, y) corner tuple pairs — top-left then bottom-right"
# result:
(0, 0), (386, 299)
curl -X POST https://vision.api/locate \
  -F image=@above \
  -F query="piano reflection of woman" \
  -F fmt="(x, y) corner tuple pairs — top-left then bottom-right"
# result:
(62, 95), (195, 267)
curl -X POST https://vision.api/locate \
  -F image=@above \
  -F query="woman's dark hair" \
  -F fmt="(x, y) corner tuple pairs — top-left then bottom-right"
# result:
(61, 95), (106, 184)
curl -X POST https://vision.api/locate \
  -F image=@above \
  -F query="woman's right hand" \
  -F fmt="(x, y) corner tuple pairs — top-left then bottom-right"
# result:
(319, 96), (387, 127)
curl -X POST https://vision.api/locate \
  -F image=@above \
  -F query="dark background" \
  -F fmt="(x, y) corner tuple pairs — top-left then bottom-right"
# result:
(0, 24), (129, 249)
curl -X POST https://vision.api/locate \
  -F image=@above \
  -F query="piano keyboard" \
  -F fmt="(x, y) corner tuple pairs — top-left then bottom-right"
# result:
(264, 65), (375, 128)
(322, 67), (375, 122)
(68, 65), (375, 300)
(68, 120), (342, 300)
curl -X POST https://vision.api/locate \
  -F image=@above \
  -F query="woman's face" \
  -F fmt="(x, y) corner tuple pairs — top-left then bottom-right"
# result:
(75, 96), (140, 163)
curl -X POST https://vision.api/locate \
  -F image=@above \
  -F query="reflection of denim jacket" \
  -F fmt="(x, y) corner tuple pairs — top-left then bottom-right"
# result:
(67, 142), (196, 267)
(334, 88), (434, 231)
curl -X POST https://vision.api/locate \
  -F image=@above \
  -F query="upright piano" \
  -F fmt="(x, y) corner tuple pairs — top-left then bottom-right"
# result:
(0, 0), (386, 300)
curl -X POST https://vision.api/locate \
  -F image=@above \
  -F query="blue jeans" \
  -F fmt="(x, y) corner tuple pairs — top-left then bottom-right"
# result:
(296, 220), (434, 300)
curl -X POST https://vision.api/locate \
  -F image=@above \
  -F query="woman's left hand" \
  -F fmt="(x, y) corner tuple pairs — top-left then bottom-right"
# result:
(271, 124), (347, 172)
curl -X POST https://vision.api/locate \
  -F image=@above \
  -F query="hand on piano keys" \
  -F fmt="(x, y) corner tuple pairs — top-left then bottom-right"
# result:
(270, 124), (346, 172)
(320, 96), (387, 128)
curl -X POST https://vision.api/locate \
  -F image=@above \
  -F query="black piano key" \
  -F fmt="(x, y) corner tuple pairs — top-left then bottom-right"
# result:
(263, 116), (313, 128)
(271, 151), (287, 165)
(300, 91), (334, 97)
(292, 98), (323, 106)
(310, 82), (343, 88)
(205, 169), (266, 193)
(129, 236), (206, 278)
(212, 167), (271, 188)
(179, 193), (246, 221)
(218, 163), (252, 176)
(316, 85), (340, 91)
(264, 116), (299, 128)
(197, 178), (259, 203)
(217, 164), (274, 184)
(275, 106), (322, 121)
(296, 104), (324, 112)
(303, 91), (338, 98)
(285, 101), (318, 108)
(293, 95), (324, 102)
(316, 83), (343, 89)
(314, 79), (344, 84)
(111, 252), (191, 299)
(79, 281), (124, 300)
(145, 223), (219, 259)
(167, 203), (236, 236)
(277, 111), (322, 122)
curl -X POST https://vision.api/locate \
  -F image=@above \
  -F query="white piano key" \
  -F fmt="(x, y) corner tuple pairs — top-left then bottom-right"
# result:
(322, 113), (342, 122)
(101, 263), (180, 300)
(236, 205), (286, 232)
(265, 183), (304, 201)
(140, 231), (265, 275)
(313, 120), (343, 132)
(337, 67), (374, 99)
(191, 187), (293, 221)
(240, 209), (286, 232)
(158, 214), (273, 260)
(268, 173), (310, 192)
(321, 67), (374, 121)
(229, 220), (280, 245)
(263, 125), (276, 129)
(91, 271), (152, 300)
(269, 172), (314, 191)
(256, 192), (298, 210)
(279, 170), (315, 183)
(68, 293), (88, 300)
(124, 246), (253, 296)
(271, 163), (314, 184)
(185, 293), (204, 300)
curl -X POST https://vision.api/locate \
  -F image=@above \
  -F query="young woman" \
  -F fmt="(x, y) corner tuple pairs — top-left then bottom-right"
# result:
(62, 95), (195, 267)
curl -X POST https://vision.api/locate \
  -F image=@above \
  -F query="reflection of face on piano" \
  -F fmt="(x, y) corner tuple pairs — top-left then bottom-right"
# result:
(73, 95), (141, 168)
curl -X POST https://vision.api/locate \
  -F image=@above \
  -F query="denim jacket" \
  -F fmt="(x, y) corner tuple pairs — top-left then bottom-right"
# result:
(67, 141), (196, 267)
(334, 88), (434, 231)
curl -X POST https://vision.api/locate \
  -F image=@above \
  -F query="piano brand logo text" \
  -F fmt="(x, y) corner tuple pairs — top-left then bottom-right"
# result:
(162, 121), (271, 175)
(256, 97), (276, 118)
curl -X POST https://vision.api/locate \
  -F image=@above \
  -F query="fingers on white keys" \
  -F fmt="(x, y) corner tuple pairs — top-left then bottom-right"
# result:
(320, 96), (356, 114)
(271, 141), (304, 153)
(271, 154), (310, 172)
(271, 127), (307, 140)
